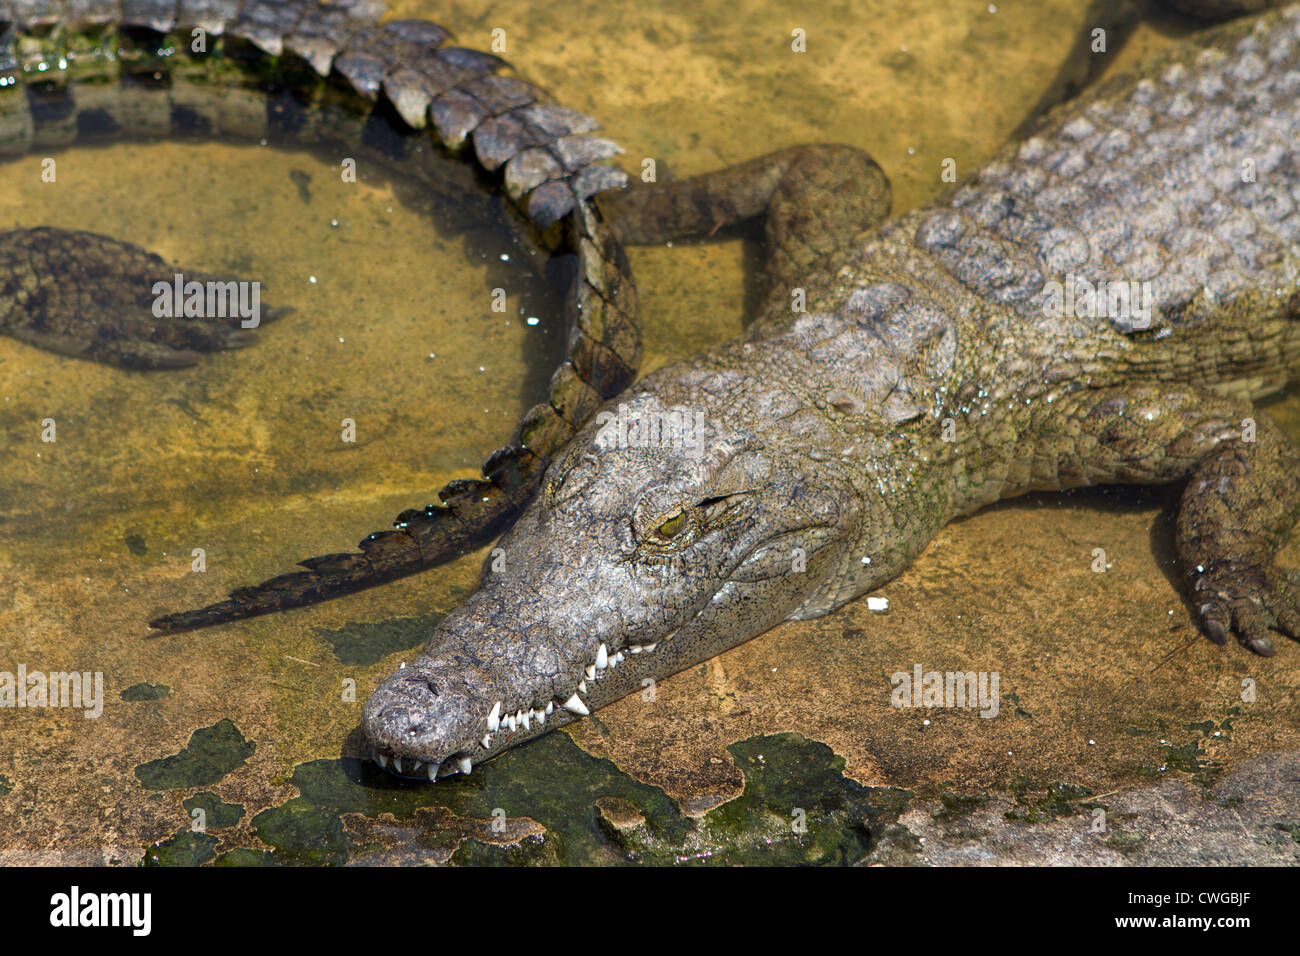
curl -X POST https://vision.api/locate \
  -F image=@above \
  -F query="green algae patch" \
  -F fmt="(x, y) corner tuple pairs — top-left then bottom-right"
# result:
(1154, 741), (1225, 789)
(640, 733), (909, 865)
(141, 829), (218, 867)
(932, 790), (991, 822)
(223, 732), (689, 864)
(1128, 707), (1246, 791)
(120, 682), (170, 701)
(183, 792), (244, 830)
(449, 830), (559, 866)
(227, 731), (914, 865)
(0, 774), (11, 796)
(213, 848), (278, 867)
(251, 800), (351, 866)
(312, 612), (444, 667)
(134, 718), (256, 790)
(1004, 782), (1095, 824)
(586, 733), (912, 865)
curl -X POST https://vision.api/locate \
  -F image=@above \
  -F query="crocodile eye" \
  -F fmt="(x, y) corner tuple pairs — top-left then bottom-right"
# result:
(655, 511), (687, 540)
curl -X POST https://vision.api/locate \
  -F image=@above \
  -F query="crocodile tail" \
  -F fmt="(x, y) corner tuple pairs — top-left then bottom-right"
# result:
(149, 197), (637, 634)
(100, 0), (641, 632)
(147, 445), (541, 633)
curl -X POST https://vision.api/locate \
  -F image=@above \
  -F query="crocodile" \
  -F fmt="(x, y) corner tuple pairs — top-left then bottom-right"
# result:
(0, 0), (641, 617)
(356, 0), (1300, 781)
(5, 1), (1299, 785)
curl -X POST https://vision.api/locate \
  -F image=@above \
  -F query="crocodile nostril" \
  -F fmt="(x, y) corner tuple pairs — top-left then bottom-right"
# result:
(401, 673), (439, 697)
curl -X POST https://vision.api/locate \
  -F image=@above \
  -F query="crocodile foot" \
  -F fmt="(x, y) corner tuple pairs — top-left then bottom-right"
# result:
(1190, 560), (1300, 657)
(0, 226), (291, 369)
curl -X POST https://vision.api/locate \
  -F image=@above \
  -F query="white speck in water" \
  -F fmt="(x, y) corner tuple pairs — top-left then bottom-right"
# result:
(338, 337), (345, 343)
(309, 276), (317, 284)
(479, 366), (486, 372)
(907, 146), (916, 155)
(922, 719), (931, 727)
(428, 353), (436, 360)
(1088, 739), (1096, 746)
(988, 3), (997, 12)
(500, 254), (510, 262)
(330, 219), (339, 227)
(526, 317), (540, 326)
(867, 597), (889, 611)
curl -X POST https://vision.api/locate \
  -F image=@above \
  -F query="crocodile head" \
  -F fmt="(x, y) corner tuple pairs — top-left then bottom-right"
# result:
(362, 374), (865, 780)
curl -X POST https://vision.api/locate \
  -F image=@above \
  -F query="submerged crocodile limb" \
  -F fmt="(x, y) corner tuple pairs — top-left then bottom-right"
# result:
(0, 0), (639, 625)
(362, 1), (1300, 780)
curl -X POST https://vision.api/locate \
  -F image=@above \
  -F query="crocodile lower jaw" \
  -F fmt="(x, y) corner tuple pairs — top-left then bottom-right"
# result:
(369, 627), (680, 782)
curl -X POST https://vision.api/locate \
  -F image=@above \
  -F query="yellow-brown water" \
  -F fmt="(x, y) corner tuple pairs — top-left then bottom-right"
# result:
(0, 1), (1296, 864)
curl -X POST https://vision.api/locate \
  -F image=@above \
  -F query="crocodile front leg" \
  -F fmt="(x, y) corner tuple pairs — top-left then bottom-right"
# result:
(1012, 384), (1300, 656)
(604, 144), (891, 315)
(0, 227), (291, 369)
(1176, 407), (1300, 656)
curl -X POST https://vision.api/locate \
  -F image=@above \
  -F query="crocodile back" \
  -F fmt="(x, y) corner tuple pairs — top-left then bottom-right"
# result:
(907, 4), (1300, 341)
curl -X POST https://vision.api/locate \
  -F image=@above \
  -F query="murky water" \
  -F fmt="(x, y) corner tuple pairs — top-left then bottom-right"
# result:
(1, 0), (1297, 866)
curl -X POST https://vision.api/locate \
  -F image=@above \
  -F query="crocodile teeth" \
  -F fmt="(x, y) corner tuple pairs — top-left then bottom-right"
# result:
(520, 709), (531, 731)
(536, 709), (546, 726)
(456, 757), (472, 775)
(578, 680), (587, 694)
(563, 693), (590, 716)
(595, 643), (608, 669)
(412, 760), (424, 772)
(545, 701), (554, 715)
(427, 762), (440, 781)
(505, 714), (517, 732)
(585, 664), (596, 680)
(482, 734), (492, 749)
(392, 756), (403, 773)
(376, 752), (389, 769)
(612, 652), (624, 666)
(643, 643), (656, 653)
(487, 701), (501, 732)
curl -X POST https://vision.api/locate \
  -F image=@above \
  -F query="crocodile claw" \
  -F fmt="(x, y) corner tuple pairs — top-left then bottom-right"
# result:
(1190, 561), (1300, 657)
